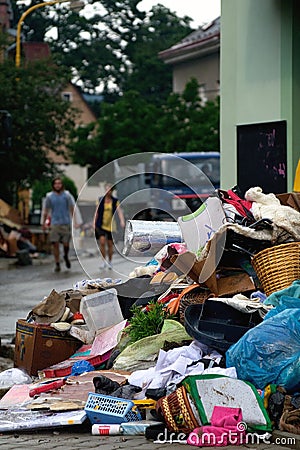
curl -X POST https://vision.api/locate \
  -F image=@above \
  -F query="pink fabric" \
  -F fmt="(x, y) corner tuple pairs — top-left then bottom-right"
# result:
(187, 406), (246, 447)
(211, 406), (243, 428)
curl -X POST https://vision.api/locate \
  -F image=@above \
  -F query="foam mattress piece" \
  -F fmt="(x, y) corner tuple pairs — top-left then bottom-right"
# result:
(182, 374), (272, 432)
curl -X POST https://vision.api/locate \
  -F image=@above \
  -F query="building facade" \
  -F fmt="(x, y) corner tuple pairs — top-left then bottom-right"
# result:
(221, 0), (300, 193)
(159, 17), (220, 102)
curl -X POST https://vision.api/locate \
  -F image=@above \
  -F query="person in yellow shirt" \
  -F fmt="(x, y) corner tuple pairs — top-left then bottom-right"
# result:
(94, 183), (125, 269)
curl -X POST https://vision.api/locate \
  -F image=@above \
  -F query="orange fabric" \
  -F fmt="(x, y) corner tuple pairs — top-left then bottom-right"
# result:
(165, 284), (201, 315)
(165, 297), (181, 315)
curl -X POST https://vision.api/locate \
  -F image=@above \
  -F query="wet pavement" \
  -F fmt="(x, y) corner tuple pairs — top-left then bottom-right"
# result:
(0, 235), (147, 341)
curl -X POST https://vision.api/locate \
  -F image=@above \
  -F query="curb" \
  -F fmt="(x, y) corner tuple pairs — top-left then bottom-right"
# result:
(0, 256), (52, 270)
(0, 250), (96, 270)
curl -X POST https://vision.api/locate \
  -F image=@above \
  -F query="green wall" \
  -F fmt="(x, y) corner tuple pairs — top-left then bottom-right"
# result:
(221, 0), (299, 191)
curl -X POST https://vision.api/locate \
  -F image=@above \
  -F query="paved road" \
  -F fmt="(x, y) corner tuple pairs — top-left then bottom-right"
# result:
(0, 235), (148, 342)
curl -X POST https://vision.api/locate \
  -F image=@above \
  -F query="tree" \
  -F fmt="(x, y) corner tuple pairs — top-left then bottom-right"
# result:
(31, 175), (77, 211)
(12, 1), (193, 99)
(0, 60), (77, 205)
(69, 79), (220, 170)
(69, 90), (162, 173)
(158, 78), (220, 152)
(31, 179), (52, 211)
(9, 2), (219, 195)
(123, 5), (193, 104)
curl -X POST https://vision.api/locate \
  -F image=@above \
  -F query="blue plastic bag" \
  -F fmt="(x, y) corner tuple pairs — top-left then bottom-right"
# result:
(264, 295), (300, 320)
(71, 360), (95, 376)
(226, 308), (300, 391)
(264, 279), (300, 306)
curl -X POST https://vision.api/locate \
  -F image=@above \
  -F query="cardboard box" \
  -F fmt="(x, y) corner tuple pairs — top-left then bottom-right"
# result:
(171, 250), (255, 297)
(276, 192), (300, 212)
(14, 319), (81, 376)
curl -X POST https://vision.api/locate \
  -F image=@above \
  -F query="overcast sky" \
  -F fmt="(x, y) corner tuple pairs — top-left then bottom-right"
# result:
(138, 0), (221, 26)
(19, 0), (221, 27)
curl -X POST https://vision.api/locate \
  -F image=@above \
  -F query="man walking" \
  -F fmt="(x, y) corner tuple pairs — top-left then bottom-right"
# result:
(42, 177), (76, 272)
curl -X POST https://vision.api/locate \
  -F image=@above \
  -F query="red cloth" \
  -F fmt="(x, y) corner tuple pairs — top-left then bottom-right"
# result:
(157, 292), (179, 305)
(187, 406), (246, 447)
(220, 189), (253, 218)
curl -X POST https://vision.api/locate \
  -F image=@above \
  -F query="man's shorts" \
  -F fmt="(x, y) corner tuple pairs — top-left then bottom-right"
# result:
(49, 225), (71, 244)
(95, 227), (113, 241)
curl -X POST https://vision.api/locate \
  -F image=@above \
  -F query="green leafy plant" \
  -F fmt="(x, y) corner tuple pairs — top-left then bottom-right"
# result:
(124, 301), (174, 344)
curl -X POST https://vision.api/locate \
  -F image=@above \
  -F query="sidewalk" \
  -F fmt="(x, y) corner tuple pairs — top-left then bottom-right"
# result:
(0, 428), (298, 449)
(0, 253), (52, 270)
(0, 234), (123, 271)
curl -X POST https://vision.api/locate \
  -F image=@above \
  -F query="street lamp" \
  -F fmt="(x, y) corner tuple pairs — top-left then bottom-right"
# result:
(15, 0), (84, 68)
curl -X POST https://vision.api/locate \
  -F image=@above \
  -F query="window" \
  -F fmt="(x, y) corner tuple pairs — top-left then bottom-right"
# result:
(61, 92), (73, 102)
(199, 84), (207, 106)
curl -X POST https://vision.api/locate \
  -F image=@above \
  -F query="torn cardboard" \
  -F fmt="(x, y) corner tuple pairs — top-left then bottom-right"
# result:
(170, 226), (226, 294)
(276, 192), (300, 212)
(0, 198), (22, 228)
(216, 272), (255, 296)
(171, 251), (217, 293)
(171, 252), (255, 296)
(171, 225), (255, 297)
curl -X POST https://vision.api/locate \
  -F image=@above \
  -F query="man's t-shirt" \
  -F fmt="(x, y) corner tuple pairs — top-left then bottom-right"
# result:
(44, 191), (75, 225)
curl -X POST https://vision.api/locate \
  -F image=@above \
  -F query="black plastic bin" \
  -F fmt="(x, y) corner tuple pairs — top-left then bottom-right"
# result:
(184, 300), (263, 353)
(104, 276), (170, 319)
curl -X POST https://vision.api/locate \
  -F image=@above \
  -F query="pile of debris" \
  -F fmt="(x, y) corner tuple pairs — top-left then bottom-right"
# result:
(0, 186), (300, 446)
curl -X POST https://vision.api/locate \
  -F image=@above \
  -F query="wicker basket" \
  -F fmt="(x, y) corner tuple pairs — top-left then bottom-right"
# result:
(251, 242), (300, 297)
(156, 385), (200, 433)
(178, 285), (211, 324)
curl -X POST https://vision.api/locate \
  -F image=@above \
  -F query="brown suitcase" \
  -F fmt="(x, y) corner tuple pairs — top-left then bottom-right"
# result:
(14, 319), (81, 376)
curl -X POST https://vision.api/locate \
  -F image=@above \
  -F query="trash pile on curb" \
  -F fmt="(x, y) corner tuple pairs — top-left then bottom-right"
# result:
(0, 186), (300, 446)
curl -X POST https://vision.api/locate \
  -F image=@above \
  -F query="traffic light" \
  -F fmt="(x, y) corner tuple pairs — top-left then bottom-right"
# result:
(0, 110), (12, 154)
